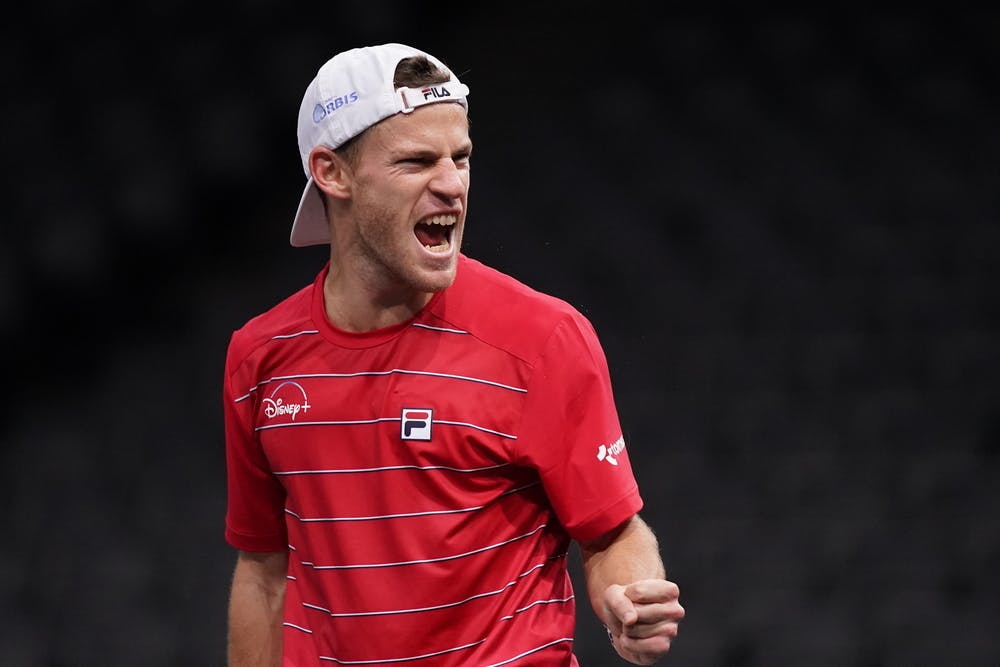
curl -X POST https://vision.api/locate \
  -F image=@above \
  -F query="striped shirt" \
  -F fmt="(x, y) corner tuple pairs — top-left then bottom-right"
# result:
(224, 255), (642, 665)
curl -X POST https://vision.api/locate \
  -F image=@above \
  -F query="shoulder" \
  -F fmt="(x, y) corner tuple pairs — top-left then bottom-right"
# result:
(225, 277), (317, 373)
(429, 255), (599, 363)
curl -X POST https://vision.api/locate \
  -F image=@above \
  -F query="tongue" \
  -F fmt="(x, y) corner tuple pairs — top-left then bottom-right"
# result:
(415, 223), (447, 247)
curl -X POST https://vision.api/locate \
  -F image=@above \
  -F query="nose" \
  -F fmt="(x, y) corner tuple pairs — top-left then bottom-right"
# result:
(429, 159), (467, 201)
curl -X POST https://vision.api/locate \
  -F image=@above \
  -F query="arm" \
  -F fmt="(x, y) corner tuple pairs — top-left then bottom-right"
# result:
(579, 515), (684, 665)
(227, 549), (288, 667)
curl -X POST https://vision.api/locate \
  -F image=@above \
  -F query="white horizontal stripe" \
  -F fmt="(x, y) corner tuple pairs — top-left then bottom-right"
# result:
(271, 329), (320, 340)
(256, 417), (517, 440)
(498, 594), (576, 622)
(411, 322), (469, 335)
(301, 558), (553, 620)
(284, 483), (540, 523)
(319, 638), (485, 664)
(303, 523), (546, 571)
(255, 417), (397, 432)
(332, 576), (519, 617)
(484, 638), (575, 667)
(275, 462), (510, 476)
(513, 595), (575, 614)
(434, 419), (517, 439)
(237, 368), (527, 402)
(283, 622), (313, 634)
(392, 369), (527, 392)
(287, 505), (483, 522)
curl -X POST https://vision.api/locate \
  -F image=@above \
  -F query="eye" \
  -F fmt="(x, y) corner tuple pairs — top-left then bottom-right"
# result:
(404, 152), (448, 168)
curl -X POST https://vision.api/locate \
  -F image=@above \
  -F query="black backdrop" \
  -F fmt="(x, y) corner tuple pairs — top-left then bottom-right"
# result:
(3, 5), (998, 666)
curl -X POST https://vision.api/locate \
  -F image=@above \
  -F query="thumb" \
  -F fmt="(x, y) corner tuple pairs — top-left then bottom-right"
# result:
(604, 583), (639, 626)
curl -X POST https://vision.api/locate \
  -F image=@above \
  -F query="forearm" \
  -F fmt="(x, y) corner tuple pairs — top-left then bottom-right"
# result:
(581, 515), (665, 624)
(580, 516), (683, 664)
(228, 551), (288, 667)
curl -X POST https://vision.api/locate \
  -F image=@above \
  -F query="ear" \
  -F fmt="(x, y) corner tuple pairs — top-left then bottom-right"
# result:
(309, 145), (352, 200)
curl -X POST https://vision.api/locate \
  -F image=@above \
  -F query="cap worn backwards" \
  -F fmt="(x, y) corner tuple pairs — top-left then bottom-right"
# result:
(289, 43), (470, 248)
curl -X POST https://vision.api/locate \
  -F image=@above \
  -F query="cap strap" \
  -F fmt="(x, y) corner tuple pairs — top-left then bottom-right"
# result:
(396, 82), (470, 114)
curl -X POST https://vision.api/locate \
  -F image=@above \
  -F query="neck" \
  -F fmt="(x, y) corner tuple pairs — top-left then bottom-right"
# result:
(322, 265), (433, 333)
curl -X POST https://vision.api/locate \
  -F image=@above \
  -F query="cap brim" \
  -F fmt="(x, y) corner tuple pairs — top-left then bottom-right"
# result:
(289, 178), (330, 247)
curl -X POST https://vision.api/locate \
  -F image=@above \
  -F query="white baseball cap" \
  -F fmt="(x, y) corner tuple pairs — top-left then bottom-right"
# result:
(290, 43), (470, 247)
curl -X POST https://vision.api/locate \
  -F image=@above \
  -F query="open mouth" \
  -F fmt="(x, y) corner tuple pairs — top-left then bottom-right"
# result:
(414, 214), (457, 253)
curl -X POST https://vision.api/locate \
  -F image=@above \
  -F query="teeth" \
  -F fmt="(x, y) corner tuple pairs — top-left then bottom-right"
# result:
(424, 214), (457, 226)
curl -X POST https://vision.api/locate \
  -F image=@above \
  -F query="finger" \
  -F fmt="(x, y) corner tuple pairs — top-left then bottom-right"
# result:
(616, 629), (676, 664)
(624, 579), (681, 604)
(622, 606), (685, 640)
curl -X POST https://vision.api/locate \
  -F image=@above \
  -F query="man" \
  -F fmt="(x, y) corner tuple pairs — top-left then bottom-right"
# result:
(223, 43), (684, 666)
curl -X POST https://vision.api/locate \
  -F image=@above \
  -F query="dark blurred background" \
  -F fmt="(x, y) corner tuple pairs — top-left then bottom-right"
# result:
(3, 4), (998, 666)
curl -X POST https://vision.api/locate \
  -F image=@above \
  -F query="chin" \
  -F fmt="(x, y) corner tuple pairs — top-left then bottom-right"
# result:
(412, 262), (458, 293)
(421, 270), (458, 294)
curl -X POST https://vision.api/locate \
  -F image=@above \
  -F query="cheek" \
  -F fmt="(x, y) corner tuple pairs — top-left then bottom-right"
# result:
(355, 183), (401, 222)
(357, 178), (419, 220)
(354, 192), (413, 251)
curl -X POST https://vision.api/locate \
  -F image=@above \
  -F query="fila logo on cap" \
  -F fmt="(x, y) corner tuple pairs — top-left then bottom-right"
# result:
(401, 408), (433, 441)
(420, 85), (453, 100)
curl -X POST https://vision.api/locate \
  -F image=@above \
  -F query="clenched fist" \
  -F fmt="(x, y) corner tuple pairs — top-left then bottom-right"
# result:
(602, 579), (684, 665)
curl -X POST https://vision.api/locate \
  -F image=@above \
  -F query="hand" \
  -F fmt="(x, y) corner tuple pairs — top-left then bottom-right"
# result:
(602, 579), (684, 665)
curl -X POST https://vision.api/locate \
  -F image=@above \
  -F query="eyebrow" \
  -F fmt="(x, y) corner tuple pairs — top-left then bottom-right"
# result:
(392, 142), (473, 160)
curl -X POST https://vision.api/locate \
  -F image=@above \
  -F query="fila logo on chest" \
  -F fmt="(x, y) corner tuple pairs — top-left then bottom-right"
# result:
(401, 407), (433, 441)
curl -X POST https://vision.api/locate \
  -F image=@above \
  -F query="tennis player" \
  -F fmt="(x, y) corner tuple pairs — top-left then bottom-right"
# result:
(223, 42), (684, 666)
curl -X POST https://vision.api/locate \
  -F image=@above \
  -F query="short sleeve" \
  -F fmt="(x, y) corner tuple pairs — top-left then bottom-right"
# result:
(223, 335), (288, 552)
(515, 312), (643, 542)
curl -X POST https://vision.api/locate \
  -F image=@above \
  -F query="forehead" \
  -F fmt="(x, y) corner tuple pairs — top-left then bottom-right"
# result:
(362, 103), (470, 152)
